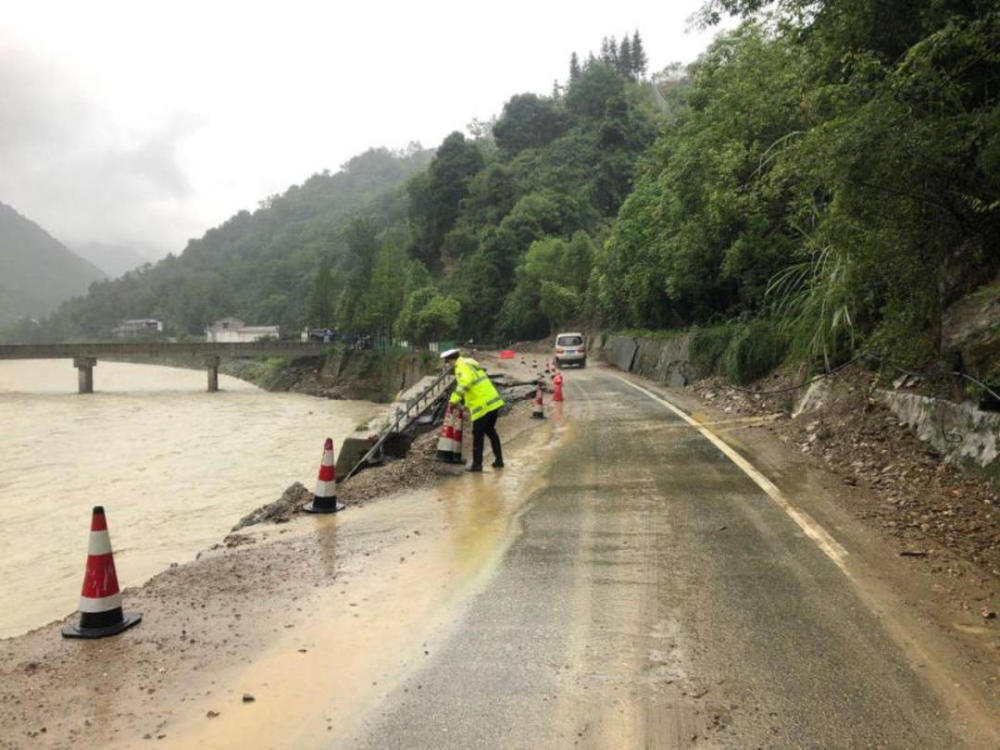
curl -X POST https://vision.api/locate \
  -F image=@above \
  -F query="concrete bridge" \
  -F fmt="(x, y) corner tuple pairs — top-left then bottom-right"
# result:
(0, 342), (329, 393)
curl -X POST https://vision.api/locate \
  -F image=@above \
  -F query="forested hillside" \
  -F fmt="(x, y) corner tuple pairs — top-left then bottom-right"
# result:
(599, 0), (1000, 379)
(10, 2), (1000, 391)
(5, 147), (432, 342)
(0, 201), (105, 328)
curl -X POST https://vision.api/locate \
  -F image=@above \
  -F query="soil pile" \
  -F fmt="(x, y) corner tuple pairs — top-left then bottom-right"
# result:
(230, 482), (312, 531)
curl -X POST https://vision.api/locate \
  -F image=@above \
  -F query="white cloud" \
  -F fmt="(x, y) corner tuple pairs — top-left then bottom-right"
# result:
(0, 0), (729, 256)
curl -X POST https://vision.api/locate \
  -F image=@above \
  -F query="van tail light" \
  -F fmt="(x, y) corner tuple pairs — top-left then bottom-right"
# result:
(555, 347), (565, 354)
(579, 346), (586, 353)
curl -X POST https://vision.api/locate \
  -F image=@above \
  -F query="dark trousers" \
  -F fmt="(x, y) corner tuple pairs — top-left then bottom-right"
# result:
(472, 409), (503, 468)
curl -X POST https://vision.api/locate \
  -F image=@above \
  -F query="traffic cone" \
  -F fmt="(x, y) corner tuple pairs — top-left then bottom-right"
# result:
(435, 404), (463, 463)
(532, 379), (546, 419)
(453, 406), (467, 459)
(304, 438), (343, 513)
(62, 506), (141, 639)
(553, 371), (564, 402)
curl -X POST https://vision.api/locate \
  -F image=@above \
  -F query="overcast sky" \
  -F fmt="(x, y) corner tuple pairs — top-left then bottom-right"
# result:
(1, 1), (730, 258)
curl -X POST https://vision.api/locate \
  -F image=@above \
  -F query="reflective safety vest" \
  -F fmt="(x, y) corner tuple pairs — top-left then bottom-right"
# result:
(449, 356), (504, 421)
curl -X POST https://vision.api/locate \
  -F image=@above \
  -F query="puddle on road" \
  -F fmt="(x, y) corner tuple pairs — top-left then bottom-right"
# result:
(159, 411), (573, 749)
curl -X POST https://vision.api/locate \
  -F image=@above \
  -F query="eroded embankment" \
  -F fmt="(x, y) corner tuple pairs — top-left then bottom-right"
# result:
(226, 346), (438, 402)
(109, 345), (439, 403)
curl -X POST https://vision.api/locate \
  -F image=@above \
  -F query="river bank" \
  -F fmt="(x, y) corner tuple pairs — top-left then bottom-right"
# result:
(112, 344), (440, 404)
(0, 347), (551, 747)
(0, 387), (549, 749)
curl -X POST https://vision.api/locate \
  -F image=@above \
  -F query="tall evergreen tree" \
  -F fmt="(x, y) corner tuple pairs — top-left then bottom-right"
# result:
(608, 36), (619, 68)
(307, 254), (335, 327)
(631, 31), (647, 77)
(619, 35), (633, 77)
(569, 51), (581, 81)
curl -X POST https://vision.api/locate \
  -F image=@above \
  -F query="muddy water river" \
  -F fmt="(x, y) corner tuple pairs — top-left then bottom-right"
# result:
(0, 359), (376, 639)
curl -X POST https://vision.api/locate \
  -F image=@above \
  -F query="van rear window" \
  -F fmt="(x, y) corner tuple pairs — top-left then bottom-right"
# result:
(557, 336), (583, 346)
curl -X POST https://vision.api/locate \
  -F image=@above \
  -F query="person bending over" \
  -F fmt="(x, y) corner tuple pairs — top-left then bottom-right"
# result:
(441, 348), (504, 472)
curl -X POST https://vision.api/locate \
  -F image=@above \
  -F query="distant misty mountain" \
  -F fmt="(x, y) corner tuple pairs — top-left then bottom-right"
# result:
(0, 201), (106, 328)
(73, 241), (159, 279)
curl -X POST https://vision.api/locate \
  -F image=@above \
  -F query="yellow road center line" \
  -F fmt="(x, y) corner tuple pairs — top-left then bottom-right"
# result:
(614, 374), (849, 571)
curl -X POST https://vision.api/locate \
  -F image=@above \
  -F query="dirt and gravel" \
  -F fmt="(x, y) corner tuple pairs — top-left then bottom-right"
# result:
(685, 365), (1000, 620)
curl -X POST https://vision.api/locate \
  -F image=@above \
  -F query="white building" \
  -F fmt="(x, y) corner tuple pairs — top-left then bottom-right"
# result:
(205, 317), (280, 343)
(113, 319), (163, 337)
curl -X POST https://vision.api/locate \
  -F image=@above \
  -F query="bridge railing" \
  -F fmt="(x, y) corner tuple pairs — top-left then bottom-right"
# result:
(0, 341), (331, 360)
(342, 369), (455, 482)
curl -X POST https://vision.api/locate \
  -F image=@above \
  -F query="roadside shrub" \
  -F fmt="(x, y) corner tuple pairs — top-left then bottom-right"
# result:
(689, 325), (733, 378)
(723, 319), (787, 385)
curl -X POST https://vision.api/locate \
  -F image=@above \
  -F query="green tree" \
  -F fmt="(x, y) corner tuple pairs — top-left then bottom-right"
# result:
(493, 93), (570, 157)
(566, 61), (626, 120)
(631, 31), (648, 78)
(409, 131), (484, 270)
(618, 35), (633, 77)
(307, 254), (335, 327)
(415, 294), (461, 342)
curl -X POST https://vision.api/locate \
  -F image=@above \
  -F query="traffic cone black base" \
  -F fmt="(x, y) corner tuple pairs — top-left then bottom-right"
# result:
(62, 610), (141, 639)
(303, 498), (344, 514)
(62, 506), (140, 640)
(305, 438), (342, 513)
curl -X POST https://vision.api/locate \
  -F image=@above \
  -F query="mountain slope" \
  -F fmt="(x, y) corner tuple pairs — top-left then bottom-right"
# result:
(73, 242), (157, 279)
(0, 202), (106, 327)
(23, 147), (431, 341)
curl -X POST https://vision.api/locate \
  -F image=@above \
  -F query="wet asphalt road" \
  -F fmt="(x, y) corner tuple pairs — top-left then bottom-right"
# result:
(344, 368), (973, 748)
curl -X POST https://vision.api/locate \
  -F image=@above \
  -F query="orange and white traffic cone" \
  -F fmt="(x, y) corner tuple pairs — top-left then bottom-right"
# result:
(304, 438), (343, 513)
(553, 371), (564, 402)
(435, 404), (463, 463)
(532, 379), (546, 419)
(453, 406), (467, 460)
(62, 506), (141, 639)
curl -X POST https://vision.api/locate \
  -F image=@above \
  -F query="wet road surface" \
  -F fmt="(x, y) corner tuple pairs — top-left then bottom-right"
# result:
(35, 365), (995, 749)
(340, 367), (991, 748)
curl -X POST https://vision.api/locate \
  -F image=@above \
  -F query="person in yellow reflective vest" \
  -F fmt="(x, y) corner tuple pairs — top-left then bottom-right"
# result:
(441, 348), (504, 472)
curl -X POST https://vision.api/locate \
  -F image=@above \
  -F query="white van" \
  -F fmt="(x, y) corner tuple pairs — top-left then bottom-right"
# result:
(554, 332), (586, 367)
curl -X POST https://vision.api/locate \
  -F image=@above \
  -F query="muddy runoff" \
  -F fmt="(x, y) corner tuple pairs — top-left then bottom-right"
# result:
(0, 360), (379, 640)
(0, 354), (557, 749)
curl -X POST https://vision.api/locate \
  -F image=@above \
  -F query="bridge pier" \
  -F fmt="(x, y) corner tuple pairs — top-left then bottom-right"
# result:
(73, 357), (96, 394)
(206, 356), (220, 392)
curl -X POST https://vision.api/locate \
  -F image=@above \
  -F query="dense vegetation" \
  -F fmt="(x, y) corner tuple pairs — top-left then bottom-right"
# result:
(9, 5), (1000, 387)
(601, 1), (1000, 375)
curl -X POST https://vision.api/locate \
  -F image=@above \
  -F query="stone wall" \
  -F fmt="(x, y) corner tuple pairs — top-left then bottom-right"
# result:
(876, 390), (1000, 467)
(604, 335), (638, 372)
(600, 333), (697, 387)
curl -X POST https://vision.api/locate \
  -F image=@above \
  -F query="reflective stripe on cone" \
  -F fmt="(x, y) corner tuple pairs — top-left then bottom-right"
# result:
(532, 381), (546, 419)
(305, 438), (343, 513)
(62, 506), (141, 639)
(436, 404), (462, 463)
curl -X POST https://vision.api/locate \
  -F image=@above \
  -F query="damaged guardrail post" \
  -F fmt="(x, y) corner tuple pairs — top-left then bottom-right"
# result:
(339, 369), (456, 482)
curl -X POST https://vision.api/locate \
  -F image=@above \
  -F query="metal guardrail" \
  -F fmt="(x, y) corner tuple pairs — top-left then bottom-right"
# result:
(0, 341), (330, 360)
(341, 369), (455, 482)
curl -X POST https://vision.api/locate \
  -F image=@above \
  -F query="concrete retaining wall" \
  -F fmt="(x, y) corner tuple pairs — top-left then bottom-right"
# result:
(876, 390), (1000, 467)
(604, 335), (638, 372)
(601, 333), (696, 387)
